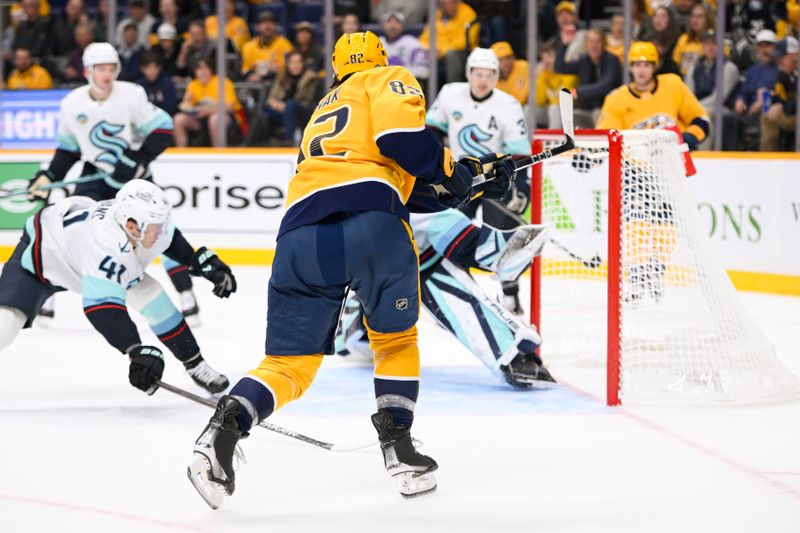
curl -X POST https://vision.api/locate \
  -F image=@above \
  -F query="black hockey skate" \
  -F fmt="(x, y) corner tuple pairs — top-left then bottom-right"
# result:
(188, 395), (247, 509)
(501, 352), (557, 389)
(371, 409), (438, 498)
(184, 356), (229, 394)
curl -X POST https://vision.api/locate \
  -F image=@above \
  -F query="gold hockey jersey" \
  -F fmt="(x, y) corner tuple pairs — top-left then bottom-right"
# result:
(596, 74), (709, 142)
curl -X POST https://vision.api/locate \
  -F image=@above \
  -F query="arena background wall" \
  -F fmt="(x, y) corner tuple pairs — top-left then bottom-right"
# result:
(0, 149), (798, 295)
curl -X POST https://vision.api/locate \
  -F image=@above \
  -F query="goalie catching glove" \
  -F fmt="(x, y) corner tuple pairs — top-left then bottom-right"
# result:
(128, 345), (165, 395)
(433, 151), (516, 208)
(27, 169), (54, 202)
(190, 247), (237, 298)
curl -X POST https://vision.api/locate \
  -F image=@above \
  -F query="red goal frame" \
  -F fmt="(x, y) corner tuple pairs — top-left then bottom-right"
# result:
(530, 129), (623, 406)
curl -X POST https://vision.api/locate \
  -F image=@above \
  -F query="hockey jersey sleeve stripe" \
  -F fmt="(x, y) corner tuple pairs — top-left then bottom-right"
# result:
(56, 132), (80, 153)
(688, 117), (710, 140)
(137, 111), (174, 137)
(83, 304), (142, 353)
(83, 296), (126, 308)
(84, 303), (127, 313)
(83, 275), (127, 303)
(425, 117), (449, 133)
(158, 321), (188, 342)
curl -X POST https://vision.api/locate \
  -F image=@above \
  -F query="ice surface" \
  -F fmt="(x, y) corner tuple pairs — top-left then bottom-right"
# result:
(1, 267), (799, 532)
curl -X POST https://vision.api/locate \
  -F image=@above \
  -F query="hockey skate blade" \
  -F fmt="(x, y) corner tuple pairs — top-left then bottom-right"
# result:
(396, 471), (437, 499)
(187, 454), (225, 510)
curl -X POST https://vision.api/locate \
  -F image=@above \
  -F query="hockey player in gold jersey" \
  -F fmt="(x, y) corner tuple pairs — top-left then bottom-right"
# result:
(597, 41), (710, 150)
(187, 31), (516, 507)
(598, 41), (699, 302)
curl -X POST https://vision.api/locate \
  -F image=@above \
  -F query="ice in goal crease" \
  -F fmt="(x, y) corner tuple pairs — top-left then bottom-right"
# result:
(529, 129), (799, 405)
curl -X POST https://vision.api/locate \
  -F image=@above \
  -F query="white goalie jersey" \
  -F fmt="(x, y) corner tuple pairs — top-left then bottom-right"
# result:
(426, 83), (531, 160)
(24, 196), (173, 306)
(56, 81), (173, 175)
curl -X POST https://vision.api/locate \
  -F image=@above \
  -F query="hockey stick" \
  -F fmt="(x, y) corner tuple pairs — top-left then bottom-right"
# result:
(484, 198), (603, 269)
(156, 380), (378, 453)
(0, 171), (110, 200)
(472, 88), (576, 187)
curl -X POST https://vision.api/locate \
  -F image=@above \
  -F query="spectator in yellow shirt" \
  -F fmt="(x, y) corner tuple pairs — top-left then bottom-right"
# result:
(535, 41), (578, 128)
(7, 47), (53, 90)
(174, 56), (243, 147)
(419, 0), (479, 83)
(241, 11), (294, 82)
(491, 41), (529, 105)
(672, 3), (712, 75)
(205, 0), (250, 51)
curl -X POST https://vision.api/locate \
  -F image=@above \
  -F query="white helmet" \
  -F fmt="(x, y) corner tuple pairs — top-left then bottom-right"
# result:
(466, 47), (499, 77)
(114, 180), (172, 242)
(82, 42), (120, 91)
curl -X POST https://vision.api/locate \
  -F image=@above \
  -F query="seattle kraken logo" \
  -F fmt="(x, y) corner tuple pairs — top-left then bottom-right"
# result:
(457, 124), (492, 157)
(90, 120), (130, 166)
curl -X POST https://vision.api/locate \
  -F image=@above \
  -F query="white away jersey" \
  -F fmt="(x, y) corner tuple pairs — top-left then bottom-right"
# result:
(56, 81), (172, 175)
(23, 196), (173, 307)
(426, 83), (531, 160)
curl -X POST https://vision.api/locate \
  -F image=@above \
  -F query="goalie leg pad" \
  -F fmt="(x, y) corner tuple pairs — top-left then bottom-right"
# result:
(420, 259), (541, 374)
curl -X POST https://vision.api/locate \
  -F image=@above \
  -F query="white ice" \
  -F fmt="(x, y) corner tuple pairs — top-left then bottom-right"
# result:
(1, 266), (799, 533)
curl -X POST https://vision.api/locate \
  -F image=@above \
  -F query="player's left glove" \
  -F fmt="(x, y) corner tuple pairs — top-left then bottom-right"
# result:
(190, 247), (237, 298)
(112, 149), (147, 183)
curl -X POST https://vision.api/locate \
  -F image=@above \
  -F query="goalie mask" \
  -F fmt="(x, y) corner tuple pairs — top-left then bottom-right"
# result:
(114, 180), (172, 242)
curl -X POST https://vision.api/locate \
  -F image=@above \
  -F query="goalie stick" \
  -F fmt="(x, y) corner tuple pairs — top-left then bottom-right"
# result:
(156, 380), (378, 453)
(473, 88), (576, 187)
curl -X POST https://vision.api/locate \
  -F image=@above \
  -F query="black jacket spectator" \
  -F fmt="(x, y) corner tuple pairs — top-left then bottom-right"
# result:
(555, 30), (622, 111)
(137, 71), (178, 115)
(12, 2), (52, 58)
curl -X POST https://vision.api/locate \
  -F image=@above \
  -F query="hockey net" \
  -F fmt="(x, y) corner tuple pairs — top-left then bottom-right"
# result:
(530, 129), (799, 405)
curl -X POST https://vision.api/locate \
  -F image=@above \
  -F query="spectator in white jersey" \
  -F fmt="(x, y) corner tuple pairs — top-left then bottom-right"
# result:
(380, 12), (429, 86)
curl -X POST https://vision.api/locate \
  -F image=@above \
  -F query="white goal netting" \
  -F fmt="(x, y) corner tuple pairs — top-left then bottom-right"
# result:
(533, 129), (799, 404)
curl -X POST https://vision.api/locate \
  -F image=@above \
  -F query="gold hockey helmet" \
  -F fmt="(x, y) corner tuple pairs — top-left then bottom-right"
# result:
(332, 31), (388, 80)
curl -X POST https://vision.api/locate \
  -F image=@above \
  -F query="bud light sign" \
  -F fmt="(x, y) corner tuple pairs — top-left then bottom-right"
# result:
(0, 90), (68, 148)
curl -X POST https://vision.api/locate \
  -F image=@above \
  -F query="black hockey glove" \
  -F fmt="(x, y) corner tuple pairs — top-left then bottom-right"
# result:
(27, 169), (54, 202)
(128, 345), (165, 395)
(190, 247), (237, 298)
(479, 154), (516, 200)
(112, 149), (146, 183)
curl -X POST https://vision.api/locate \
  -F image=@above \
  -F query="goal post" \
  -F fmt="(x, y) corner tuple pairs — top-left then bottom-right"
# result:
(530, 128), (799, 406)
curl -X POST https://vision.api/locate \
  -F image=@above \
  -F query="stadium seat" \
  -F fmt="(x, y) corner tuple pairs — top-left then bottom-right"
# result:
(290, 2), (323, 24)
(251, 3), (288, 29)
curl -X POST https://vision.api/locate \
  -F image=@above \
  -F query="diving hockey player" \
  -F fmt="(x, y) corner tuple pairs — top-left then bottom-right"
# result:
(597, 41), (709, 302)
(26, 42), (202, 323)
(337, 207), (556, 389)
(188, 31), (516, 507)
(0, 180), (236, 394)
(426, 47), (533, 315)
